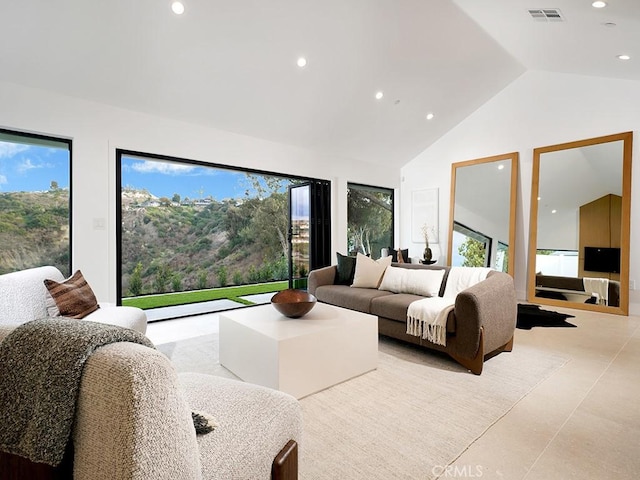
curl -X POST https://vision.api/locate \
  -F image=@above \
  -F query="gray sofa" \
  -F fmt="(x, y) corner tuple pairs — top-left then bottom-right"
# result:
(308, 263), (517, 375)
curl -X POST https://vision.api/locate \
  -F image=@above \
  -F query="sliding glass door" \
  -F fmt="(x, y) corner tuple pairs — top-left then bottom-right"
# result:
(288, 180), (331, 289)
(289, 183), (310, 289)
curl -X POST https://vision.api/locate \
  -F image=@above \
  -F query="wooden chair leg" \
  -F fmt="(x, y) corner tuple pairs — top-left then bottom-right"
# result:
(502, 335), (514, 352)
(0, 449), (72, 480)
(449, 327), (484, 375)
(271, 440), (298, 480)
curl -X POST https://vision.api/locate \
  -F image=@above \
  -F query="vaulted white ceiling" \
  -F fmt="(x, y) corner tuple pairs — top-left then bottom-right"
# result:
(0, 0), (638, 166)
(454, 0), (640, 82)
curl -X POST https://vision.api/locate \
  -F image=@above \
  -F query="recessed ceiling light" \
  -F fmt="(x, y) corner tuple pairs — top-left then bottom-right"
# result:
(297, 57), (307, 68)
(375, 91), (384, 100)
(426, 113), (435, 120)
(171, 1), (185, 15)
(537, 196), (541, 201)
(617, 54), (631, 61)
(603, 22), (617, 28)
(552, 209), (557, 214)
(592, 1), (607, 8)
(498, 164), (505, 170)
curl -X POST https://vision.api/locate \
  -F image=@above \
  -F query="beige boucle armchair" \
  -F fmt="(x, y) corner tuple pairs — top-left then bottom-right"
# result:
(0, 326), (302, 480)
(0, 266), (147, 333)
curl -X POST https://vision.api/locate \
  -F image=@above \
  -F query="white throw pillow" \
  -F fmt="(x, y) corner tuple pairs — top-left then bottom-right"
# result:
(378, 266), (404, 293)
(351, 253), (392, 288)
(379, 266), (445, 297)
(403, 268), (445, 297)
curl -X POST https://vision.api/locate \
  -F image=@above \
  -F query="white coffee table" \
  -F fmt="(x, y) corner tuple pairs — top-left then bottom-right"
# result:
(219, 302), (378, 399)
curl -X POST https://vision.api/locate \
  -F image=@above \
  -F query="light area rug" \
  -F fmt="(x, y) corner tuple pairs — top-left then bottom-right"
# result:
(157, 334), (568, 480)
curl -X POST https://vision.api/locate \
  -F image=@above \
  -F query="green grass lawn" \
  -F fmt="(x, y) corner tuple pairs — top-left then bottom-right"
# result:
(122, 281), (289, 309)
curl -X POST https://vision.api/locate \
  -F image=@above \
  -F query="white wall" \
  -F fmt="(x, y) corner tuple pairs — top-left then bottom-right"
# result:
(0, 80), (397, 301)
(401, 70), (640, 313)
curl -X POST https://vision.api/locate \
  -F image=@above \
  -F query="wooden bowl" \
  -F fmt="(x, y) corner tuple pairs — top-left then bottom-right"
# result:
(271, 289), (317, 318)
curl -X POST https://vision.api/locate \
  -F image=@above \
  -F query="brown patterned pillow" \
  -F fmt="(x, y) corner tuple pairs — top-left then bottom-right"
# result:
(44, 270), (100, 319)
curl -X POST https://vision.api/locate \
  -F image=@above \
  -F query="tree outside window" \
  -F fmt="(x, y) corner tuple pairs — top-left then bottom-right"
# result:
(452, 221), (491, 268)
(347, 183), (393, 259)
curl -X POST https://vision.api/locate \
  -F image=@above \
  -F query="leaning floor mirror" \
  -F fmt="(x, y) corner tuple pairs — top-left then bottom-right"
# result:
(528, 132), (633, 315)
(447, 152), (519, 276)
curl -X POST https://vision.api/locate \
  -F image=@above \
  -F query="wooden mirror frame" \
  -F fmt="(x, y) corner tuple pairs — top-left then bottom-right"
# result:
(527, 132), (633, 315)
(447, 152), (519, 276)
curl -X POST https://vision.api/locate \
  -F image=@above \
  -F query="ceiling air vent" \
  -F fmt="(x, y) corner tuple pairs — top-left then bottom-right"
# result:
(528, 8), (565, 22)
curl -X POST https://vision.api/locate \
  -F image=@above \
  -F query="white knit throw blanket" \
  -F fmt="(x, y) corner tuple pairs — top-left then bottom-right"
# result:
(406, 267), (492, 346)
(406, 297), (455, 346)
(583, 277), (609, 305)
(443, 267), (492, 298)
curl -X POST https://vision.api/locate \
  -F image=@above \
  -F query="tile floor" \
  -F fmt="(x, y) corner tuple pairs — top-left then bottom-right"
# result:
(146, 304), (640, 480)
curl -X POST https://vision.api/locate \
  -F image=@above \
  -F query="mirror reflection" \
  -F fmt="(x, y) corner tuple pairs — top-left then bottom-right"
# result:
(528, 132), (632, 315)
(448, 153), (518, 276)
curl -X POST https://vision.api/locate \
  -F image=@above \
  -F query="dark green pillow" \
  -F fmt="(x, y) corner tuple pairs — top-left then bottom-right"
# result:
(336, 252), (357, 285)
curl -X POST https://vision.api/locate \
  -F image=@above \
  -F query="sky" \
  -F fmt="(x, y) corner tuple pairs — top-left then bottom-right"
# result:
(0, 141), (285, 201)
(121, 156), (256, 201)
(0, 139), (309, 216)
(121, 156), (299, 202)
(122, 156), (312, 219)
(0, 141), (70, 192)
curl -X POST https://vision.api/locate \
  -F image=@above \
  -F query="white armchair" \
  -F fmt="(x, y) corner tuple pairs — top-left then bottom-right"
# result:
(0, 266), (147, 333)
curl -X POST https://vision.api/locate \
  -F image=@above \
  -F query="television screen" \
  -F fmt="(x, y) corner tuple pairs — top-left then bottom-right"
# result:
(584, 247), (620, 273)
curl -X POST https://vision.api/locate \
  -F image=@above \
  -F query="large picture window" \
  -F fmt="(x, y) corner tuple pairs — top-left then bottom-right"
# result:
(117, 150), (329, 319)
(0, 129), (71, 275)
(347, 183), (394, 260)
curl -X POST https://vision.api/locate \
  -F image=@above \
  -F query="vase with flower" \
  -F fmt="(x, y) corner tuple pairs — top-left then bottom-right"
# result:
(421, 224), (434, 263)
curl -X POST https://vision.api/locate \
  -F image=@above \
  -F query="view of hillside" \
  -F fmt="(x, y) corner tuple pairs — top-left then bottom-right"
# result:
(0, 184), (300, 298)
(0, 177), (390, 305)
(121, 187), (298, 298)
(0, 189), (70, 276)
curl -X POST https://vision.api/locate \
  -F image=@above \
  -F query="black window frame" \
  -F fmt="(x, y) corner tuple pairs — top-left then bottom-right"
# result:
(452, 220), (492, 268)
(115, 148), (330, 305)
(0, 127), (72, 275)
(347, 182), (395, 260)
